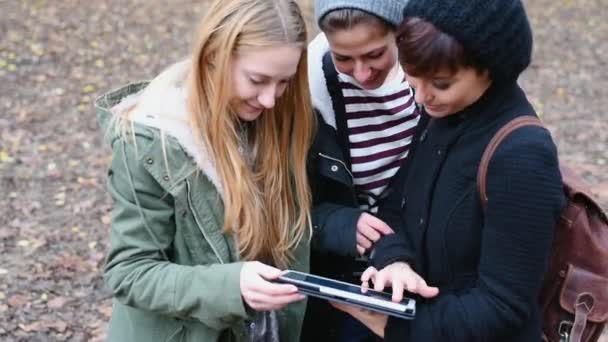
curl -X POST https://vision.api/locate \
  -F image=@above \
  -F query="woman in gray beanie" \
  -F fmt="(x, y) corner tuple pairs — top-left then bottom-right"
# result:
(331, 0), (566, 341)
(305, 0), (419, 341)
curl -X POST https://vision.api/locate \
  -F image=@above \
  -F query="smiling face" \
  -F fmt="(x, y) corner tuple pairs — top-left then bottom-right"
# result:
(230, 44), (302, 121)
(406, 67), (492, 118)
(326, 21), (398, 90)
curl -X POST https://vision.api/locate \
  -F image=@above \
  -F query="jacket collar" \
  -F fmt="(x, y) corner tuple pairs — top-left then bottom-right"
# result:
(97, 60), (225, 198)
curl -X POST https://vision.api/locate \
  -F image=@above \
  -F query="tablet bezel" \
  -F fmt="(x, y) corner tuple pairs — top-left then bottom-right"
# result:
(277, 270), (416, 320)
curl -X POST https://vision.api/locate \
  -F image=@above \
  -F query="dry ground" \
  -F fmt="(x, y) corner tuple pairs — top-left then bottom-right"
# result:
(0, 0), (606, 340)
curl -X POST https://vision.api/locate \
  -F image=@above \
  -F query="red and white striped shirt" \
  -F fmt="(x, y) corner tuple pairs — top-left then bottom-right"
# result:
(339, 69), (419, 212)
(308, 33), (420, 212)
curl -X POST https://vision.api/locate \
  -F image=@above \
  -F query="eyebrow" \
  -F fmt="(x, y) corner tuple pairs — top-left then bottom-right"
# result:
(246, 71), (294, 82)
(246, 71), (271, 79)
(334, 47), (386, 59)
(432, 74), (459, 81)
(364, 47), (386, 57)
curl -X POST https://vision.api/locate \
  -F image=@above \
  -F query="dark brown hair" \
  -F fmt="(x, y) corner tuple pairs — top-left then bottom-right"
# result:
(396, 17), (483, 77)
(319, 8), (393, 34)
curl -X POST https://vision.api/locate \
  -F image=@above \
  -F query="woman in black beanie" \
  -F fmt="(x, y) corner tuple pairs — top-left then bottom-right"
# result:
(332, 0), (566, 341)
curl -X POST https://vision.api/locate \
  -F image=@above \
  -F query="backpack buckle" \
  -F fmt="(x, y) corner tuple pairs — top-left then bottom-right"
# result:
(558, 320), (573, 342)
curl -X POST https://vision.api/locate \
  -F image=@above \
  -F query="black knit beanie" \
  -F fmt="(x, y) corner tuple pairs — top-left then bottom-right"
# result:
(404, 0), (533, 83)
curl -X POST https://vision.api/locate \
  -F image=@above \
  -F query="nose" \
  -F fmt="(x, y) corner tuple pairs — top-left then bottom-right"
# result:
(258, 85), (277, 109)
(414, 85), (429, 105)
(353, 61), (372, 84)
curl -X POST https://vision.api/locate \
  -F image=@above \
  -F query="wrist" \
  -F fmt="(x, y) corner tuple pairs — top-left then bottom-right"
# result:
(370, 234), (415, 269)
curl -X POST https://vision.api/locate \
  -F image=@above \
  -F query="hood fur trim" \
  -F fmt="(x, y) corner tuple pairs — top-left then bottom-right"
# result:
(111, 60), (224, 197)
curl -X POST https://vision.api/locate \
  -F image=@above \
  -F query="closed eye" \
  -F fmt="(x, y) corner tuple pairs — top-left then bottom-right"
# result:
(333, 54), (351, 62)
(249, 77), (265, 85)
(365, 49), (385, 59)
(432, 81), (451, 90)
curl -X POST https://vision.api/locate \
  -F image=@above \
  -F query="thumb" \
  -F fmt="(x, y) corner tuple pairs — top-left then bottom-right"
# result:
(253, 262), (282, 280)
(418, 284), (440, 298)
(367, 216), (394, 235)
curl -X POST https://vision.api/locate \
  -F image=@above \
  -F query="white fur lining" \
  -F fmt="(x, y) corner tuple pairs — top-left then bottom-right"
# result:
(308, 33), (337, 129)
(111, 60), (224, 198)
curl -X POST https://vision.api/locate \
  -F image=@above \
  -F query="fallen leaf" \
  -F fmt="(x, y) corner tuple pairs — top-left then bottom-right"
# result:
(98, 305), (112, 318)
(82, 85), (96, 93)
(47, 296), (71, 309)
(47, 320), (68, 333)
(8, 295), (28, 308)
(17, 240), (30, 247)
(30, 43), (44, 56)
(101, 214), (111, 225)
(0, 151), (14, 163)
(18, 322), (42, 333)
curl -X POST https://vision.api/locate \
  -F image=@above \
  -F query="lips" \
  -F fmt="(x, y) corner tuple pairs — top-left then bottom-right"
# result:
(361, 76), (381, 89)
(424, 104), (444, 112)
(247, 102), (263, 112)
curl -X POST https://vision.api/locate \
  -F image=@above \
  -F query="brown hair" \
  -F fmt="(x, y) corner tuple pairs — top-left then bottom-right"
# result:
(396, 17), (482, 77)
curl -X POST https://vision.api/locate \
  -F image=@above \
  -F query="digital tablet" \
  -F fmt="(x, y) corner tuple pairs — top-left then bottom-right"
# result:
(276, 270), (415, 319)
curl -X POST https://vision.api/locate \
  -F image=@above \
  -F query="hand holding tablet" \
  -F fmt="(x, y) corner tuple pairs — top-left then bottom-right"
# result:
(276, 270), (416, 319)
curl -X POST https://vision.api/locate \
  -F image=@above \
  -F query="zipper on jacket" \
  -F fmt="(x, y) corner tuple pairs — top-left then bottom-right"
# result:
(318, 152), (354, 180)
(185, 179), (226, 264)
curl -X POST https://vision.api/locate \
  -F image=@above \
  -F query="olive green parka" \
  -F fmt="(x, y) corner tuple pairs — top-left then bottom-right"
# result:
(96, 61), (310, 342)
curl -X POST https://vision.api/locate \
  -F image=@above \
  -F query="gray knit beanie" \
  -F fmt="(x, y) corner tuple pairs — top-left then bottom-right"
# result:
(315, 0), (406, 27)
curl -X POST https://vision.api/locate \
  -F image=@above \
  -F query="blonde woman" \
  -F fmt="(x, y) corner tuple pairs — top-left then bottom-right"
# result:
(95, 0), (315, 341)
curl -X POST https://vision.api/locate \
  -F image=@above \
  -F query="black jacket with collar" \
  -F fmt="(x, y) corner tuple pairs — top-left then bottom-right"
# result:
(307, 111), (363, 277)
(372, 82), (566, 341)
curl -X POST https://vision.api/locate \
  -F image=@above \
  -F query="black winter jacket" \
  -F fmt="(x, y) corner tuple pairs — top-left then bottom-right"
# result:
(373, 82), (566, 341)
(308, 112), (363, 277)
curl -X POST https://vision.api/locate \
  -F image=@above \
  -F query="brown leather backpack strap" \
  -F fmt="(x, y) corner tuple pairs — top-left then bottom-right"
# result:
(570, 293), (595, 342)
(477, 116), (545, 209)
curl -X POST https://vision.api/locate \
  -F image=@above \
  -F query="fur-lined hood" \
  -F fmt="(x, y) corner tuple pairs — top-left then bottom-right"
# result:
(95, 60), (224, 197)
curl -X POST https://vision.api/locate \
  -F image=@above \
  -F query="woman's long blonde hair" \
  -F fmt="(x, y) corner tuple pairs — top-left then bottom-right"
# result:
(187, 0), (314, 268)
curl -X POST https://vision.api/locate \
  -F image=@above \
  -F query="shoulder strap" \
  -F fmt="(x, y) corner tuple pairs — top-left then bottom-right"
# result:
(322, 51), (352, 169)
(477, 116), (544, 209)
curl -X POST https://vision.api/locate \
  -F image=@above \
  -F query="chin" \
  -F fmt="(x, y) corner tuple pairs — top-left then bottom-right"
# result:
(361, 76), (385, 90)
(425, 108), (450, 118)
(237, 110), (263, 122)
(361, 82), (382, 90)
